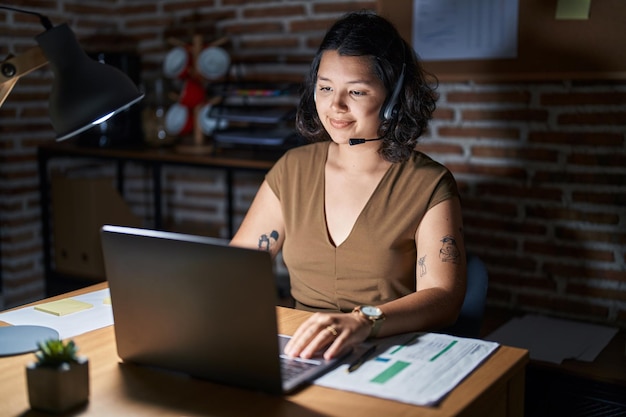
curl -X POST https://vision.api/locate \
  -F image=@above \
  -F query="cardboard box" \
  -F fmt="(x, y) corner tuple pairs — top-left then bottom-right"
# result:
(51, 175), (141, 280)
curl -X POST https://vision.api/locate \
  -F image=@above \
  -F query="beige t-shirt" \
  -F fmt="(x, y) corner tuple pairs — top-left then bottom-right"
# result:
(266, 142), (459, 312)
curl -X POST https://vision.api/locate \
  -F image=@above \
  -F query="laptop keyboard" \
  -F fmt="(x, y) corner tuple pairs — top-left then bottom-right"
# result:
(280, 355), (322, 381)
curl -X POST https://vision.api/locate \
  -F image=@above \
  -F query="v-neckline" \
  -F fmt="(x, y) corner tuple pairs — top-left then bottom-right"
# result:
(322, 146), (393, 248)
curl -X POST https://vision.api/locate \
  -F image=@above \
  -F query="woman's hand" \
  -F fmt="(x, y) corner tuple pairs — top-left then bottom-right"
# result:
(283, 311), (372, 360)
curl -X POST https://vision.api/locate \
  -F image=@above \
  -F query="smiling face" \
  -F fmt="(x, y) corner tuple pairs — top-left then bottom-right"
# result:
(315, 50), (387, 145)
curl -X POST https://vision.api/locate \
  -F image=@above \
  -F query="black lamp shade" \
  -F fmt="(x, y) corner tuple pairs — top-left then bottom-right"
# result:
(35, 24), (144, 141)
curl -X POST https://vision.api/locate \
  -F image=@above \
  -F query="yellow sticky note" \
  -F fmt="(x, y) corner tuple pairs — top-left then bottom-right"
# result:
(34, 299), (93, 316)
(556, 0), (591, 20)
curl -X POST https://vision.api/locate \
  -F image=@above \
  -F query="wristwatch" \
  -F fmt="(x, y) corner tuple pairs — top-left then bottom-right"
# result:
(353, 305), (386, 338)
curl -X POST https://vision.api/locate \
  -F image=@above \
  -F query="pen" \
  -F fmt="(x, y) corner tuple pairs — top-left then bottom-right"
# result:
(346, 345), (377, 373)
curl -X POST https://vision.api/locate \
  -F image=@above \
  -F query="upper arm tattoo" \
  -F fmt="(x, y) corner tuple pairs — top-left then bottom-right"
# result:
(258, 230), (279, 251)
(439, 235), (460, 264)
(418, 255), (427, 277)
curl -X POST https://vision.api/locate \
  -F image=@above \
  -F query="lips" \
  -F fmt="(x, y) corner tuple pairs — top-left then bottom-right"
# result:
(329, 118), (354, 129)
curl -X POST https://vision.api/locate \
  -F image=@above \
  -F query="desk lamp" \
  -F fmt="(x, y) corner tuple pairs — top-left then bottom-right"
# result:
(0, 6), (144, 355)
(0, 7), (144, 140)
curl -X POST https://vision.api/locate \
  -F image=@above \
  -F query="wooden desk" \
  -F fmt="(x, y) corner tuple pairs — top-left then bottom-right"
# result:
(1, 284), (528, 417)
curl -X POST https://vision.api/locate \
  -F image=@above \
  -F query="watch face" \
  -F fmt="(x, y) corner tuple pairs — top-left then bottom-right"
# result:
(361, 306), (382, 318)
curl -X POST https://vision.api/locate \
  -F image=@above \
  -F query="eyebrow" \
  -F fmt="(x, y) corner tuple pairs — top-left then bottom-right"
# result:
(316, 75), (376, 86)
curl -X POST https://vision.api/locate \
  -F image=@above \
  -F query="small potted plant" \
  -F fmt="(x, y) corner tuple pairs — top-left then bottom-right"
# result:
(26, 339), (89, 414)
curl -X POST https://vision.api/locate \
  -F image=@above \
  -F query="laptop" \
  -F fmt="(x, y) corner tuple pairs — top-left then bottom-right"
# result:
(100, 225), (344, 395)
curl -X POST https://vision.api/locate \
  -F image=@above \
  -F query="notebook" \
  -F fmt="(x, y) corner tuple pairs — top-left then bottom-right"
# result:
(100, 225), (343, 394)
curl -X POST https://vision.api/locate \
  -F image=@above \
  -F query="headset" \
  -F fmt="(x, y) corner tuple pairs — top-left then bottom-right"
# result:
(380, 62), (405, 121)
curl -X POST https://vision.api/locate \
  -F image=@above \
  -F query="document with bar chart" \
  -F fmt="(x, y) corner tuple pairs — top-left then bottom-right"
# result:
(314, 332), (499, 406)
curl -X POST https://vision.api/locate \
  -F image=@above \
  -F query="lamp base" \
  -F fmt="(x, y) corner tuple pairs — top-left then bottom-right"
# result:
(0, 325), (59, 356)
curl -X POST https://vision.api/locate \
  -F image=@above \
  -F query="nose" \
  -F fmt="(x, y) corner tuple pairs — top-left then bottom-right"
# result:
(330, 92), (348, 112)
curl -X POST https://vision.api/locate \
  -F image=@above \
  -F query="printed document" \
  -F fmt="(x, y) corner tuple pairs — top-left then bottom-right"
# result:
(0, 289), (113, 339)
(315, 332), (499, 406)
(487, 314), (617, 364)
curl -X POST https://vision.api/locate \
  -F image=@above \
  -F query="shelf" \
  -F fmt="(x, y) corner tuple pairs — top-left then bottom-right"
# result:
(208, 105), (295, 124)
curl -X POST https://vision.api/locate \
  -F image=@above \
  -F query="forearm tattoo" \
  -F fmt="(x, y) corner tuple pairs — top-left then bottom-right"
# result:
(439, 235), (460, 264)
(258, 230), (279, 251)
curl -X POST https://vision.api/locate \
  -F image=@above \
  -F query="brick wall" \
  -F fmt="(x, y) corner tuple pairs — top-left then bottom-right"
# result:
(426, 82), (626, 326)
(1, 1), (625, 329)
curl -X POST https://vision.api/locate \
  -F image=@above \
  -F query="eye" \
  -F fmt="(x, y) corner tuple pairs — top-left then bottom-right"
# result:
(318, 86), (331, 93)
(350, 90), (366, 97)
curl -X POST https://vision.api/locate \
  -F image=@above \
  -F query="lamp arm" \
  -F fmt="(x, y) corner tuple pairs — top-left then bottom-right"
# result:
(0, 6), (53, 30)
(0, 46), (48, 107)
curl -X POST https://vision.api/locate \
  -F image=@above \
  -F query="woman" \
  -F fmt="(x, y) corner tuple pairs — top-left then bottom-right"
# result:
(230, 11), (466, 360)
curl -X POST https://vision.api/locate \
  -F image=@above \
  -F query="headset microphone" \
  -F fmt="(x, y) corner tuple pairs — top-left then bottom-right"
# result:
(349, 137), (384, 146)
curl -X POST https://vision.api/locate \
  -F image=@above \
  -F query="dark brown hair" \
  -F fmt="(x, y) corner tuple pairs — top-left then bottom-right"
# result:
(295, 10), (438, 163)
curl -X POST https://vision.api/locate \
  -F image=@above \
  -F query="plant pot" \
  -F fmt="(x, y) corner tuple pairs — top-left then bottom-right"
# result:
(26, 358), (89, 414)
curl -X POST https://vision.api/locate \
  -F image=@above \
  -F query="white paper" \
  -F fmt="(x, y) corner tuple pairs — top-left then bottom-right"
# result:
(486, 314), (618, 364)
(0, 289), (113, 339)
(412, 0), (519, 61)
(315, 332), (499, 406)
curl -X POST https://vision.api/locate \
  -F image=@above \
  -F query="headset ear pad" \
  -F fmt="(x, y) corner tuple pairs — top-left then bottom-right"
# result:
(380, 64), (406, 121)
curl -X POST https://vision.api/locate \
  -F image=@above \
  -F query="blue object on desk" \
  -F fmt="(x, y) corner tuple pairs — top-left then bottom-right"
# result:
(0, 325), (59, 356)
